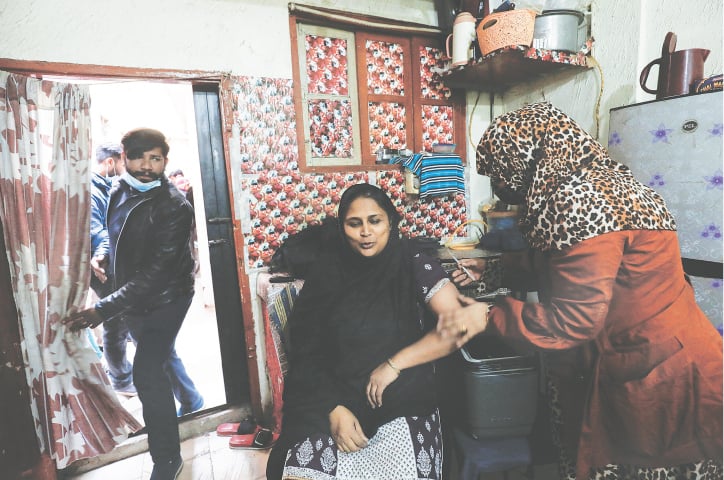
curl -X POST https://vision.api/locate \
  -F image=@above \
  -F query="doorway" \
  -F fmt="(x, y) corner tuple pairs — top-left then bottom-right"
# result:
(0, 62), (255, 477)
(86, 80), (230, 421)
(192, 84), (249, 402)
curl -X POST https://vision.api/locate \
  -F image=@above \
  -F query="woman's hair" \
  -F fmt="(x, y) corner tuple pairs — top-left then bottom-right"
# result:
(121, 128), (170, 159)
(337, 183), (401, 232)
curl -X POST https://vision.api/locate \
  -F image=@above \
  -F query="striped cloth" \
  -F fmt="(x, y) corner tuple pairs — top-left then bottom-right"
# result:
(403, 153), (465, 199)
(267, 281), (302, 377)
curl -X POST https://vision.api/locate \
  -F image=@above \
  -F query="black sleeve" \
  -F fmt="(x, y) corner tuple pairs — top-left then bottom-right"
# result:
(281, 266), (342, 419)
(96, 196), (193, 319)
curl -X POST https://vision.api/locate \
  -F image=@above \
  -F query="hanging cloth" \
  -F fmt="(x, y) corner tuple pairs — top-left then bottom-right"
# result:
(0, 71), (142, 469)
(404, 153), (465, 199)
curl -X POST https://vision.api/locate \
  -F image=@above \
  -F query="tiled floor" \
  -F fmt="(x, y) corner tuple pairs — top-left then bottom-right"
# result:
(62, 435), (559, 480)
(63, 432), (270, 480)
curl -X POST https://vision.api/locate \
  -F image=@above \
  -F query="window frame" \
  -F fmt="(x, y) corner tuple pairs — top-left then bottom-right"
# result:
(355, 31), (415, 165)
(289, 13), (465, 173)
(294, 23), (363, 168)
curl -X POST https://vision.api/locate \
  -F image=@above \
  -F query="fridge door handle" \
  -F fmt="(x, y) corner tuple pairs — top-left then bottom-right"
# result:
(681, 258), (723, 279)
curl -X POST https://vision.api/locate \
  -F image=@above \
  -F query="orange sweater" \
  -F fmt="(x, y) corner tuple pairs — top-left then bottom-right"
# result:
(490, 230), (723, 477)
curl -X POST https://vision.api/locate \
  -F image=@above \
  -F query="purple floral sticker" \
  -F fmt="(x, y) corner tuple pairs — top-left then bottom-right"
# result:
(608, 131), (621, 147)
(705, 169), (723, 190)
(650, 123), (673, 143)
(647, 173), (665, 187)
(700, 223), (722, 240)
(709, 123), (723, 137)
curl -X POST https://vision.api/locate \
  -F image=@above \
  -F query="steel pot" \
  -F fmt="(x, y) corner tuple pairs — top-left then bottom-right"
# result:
(532, 9), (587, 52)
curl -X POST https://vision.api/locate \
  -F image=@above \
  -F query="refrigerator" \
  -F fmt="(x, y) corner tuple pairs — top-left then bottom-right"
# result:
(608, 90), (723, 330)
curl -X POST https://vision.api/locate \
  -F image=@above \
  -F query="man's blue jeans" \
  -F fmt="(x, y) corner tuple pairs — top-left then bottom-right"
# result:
(123, 294), (203, 463)
(95, 284), (134, 390)
(102, 317), (134, 390)
(103, 314), (202, 408)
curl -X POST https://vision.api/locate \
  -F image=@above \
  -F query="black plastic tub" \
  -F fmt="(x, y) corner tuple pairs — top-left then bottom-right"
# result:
(459, 344), (539, 439)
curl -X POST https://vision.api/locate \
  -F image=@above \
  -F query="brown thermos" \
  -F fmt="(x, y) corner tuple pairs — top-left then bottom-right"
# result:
(640, 32), (710, 99)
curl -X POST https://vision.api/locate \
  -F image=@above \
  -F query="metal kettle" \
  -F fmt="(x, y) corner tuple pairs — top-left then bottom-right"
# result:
(640, 32), (710, 99)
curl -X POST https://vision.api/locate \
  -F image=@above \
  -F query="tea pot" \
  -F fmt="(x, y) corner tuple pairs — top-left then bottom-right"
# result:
(640, 32), (710, 99)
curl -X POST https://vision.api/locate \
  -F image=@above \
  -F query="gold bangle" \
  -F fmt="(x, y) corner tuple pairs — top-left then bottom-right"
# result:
(386, 358), (401, 376)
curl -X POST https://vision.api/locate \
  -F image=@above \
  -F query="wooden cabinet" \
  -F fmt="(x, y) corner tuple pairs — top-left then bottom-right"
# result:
(441, 46), (591, 92)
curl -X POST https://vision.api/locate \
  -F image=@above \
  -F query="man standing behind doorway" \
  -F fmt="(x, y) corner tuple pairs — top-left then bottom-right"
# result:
(66, 128), (203, 480)
(89, 143), (136, 397)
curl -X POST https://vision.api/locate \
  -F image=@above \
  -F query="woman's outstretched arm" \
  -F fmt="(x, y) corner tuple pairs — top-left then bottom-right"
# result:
(366, 281), (488, 408)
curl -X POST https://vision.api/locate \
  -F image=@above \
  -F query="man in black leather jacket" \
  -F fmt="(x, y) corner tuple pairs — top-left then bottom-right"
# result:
(65, 128), (202, 480)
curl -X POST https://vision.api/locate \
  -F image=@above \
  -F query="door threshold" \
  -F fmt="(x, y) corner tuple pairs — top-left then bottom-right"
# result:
(59, 404), (253, 476)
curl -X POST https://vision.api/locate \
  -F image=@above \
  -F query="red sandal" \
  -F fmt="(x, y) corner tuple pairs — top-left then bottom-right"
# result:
(215, 418), (256, 437)
(229, 427), (279, 450)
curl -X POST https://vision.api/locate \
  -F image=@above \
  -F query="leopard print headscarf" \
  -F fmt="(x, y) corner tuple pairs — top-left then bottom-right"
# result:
(476, 102), (676, 251)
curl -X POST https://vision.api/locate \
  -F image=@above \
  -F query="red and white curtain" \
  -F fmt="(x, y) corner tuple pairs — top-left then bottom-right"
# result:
(0, 71), (141, 469)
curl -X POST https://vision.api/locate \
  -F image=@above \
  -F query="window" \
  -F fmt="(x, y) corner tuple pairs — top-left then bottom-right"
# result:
(290, 11), (465, 172)
(295, 24), (362, 167)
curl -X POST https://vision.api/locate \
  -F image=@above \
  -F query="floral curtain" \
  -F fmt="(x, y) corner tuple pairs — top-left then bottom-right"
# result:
(0, 71), (141, 469)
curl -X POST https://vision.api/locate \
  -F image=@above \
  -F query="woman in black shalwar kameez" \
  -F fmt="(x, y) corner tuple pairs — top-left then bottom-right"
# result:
(266, 183), (467, 480)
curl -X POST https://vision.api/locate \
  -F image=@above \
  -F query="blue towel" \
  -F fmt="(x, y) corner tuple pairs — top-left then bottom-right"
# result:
(403, 153), (465, 199)
(401, 153), (424, 173)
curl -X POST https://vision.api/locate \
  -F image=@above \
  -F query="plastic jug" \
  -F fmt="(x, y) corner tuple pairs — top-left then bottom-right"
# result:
(446, 12), (477, 67)
(640, 32), (710, 99)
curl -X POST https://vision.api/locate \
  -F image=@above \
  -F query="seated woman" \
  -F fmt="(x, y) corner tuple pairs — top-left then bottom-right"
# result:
(266, 183), (465, 480)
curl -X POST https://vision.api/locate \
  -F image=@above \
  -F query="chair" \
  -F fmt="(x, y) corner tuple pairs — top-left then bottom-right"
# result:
(452, 428), (533, 480)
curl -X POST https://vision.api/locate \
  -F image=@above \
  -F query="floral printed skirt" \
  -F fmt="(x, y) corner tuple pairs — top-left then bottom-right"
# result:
(282, 410), (442, 480)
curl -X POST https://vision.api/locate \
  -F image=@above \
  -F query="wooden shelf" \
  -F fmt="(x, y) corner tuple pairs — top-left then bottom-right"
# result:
(441, 46), (590, 92)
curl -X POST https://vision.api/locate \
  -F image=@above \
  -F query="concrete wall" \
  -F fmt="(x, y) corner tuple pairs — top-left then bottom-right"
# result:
(0, 0), (436, 77)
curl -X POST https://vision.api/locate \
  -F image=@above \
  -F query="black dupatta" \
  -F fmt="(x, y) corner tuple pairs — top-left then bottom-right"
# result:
(277, 184), (436, 449)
